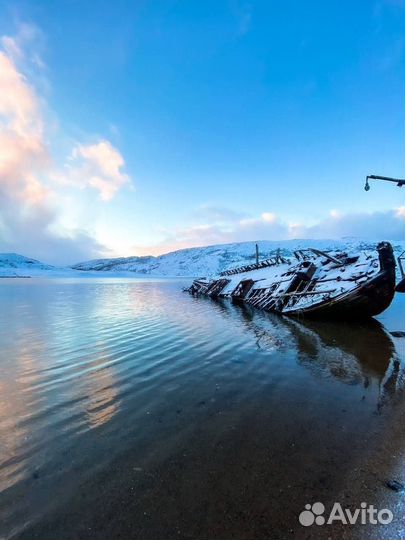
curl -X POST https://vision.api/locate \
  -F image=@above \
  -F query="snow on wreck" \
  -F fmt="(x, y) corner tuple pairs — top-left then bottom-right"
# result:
(185, 242), (397, 319)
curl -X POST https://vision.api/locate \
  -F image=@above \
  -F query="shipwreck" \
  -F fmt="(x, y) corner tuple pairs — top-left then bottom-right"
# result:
(185, 242), (400, 319)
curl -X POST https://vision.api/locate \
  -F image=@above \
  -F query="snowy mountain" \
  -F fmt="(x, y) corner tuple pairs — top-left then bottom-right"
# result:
(72, 238), (405, 278)
(2, 239), (404, 278)
(0, 253), (55, 277)
(0, 253), (132, 278)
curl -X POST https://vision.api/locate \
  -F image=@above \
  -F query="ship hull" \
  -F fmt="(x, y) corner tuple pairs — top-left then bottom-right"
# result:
(280, 268), (395, 319)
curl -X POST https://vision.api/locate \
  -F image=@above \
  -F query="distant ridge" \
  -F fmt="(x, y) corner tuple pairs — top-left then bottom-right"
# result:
(2, 239), (404, 278)
(71, 238), (405, 277)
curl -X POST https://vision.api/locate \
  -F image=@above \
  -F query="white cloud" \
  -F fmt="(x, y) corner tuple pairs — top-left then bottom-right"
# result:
(395, 206), (405, 219)
(138, 206), (405, 255)
(261, 212), (277, 223)
(0, 42), (49, 205)
(0, 24), (131, 264)
(66, 140), (130, 201)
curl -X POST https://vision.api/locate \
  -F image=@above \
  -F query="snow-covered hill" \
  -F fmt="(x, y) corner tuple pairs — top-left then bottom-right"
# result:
(0, 253), (56, 277)
(0, 253), (133, 278)
(2, 239), (404, 278)
(72, 238), (405, 278)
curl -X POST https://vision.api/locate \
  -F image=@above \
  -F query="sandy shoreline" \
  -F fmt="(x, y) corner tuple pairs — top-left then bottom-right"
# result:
(15, 373), (405, 540)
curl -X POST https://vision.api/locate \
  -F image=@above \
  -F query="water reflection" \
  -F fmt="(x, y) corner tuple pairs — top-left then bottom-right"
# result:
(0, 279), (404, 539)
(0, 329), (45, 491)
(283, 316), (403, 412)
(82, 350), (120, 429)
(212, 297), (404, 409)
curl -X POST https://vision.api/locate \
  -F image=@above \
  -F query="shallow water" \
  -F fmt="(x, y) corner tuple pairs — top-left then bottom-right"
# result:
(0, 278), (404, 539)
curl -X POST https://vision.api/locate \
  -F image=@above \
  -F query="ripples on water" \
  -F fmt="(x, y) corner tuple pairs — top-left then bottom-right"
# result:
(0, 278), (404, 538)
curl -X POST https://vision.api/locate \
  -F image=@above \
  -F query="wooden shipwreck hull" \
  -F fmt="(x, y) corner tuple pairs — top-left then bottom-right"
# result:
(186, 242), (396, 319)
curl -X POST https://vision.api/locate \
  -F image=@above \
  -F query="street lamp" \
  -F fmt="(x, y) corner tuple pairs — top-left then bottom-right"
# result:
(365, 174), (405, 191)
(365, 174), (405, 293)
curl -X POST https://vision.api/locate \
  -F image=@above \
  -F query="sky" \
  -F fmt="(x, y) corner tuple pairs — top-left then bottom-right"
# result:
(0, 0), (404, 264)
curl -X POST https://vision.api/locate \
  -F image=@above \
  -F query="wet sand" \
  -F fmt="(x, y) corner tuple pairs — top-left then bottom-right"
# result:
(0, 280), (404, 540)
(14, 389), (405, 540)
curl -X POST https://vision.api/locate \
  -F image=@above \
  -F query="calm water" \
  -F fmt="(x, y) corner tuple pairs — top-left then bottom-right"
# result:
(0, 279), (404, 539)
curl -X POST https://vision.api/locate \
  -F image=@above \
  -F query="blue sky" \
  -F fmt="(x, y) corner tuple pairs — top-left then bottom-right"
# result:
(0, 0), (404, 263)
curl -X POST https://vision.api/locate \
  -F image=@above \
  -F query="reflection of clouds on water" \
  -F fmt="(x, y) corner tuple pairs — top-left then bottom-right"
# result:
(0, 288), (125, 494)
(82, 351), (120, 429)
(0, 333), (44, 490)
(0, 376), (28, 491)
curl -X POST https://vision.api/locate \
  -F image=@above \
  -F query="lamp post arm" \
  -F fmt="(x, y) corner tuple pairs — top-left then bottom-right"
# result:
(365, 175), (405, 190)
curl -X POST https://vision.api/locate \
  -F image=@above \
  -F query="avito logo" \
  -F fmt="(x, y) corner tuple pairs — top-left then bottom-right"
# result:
(299, 502), (393, 527)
